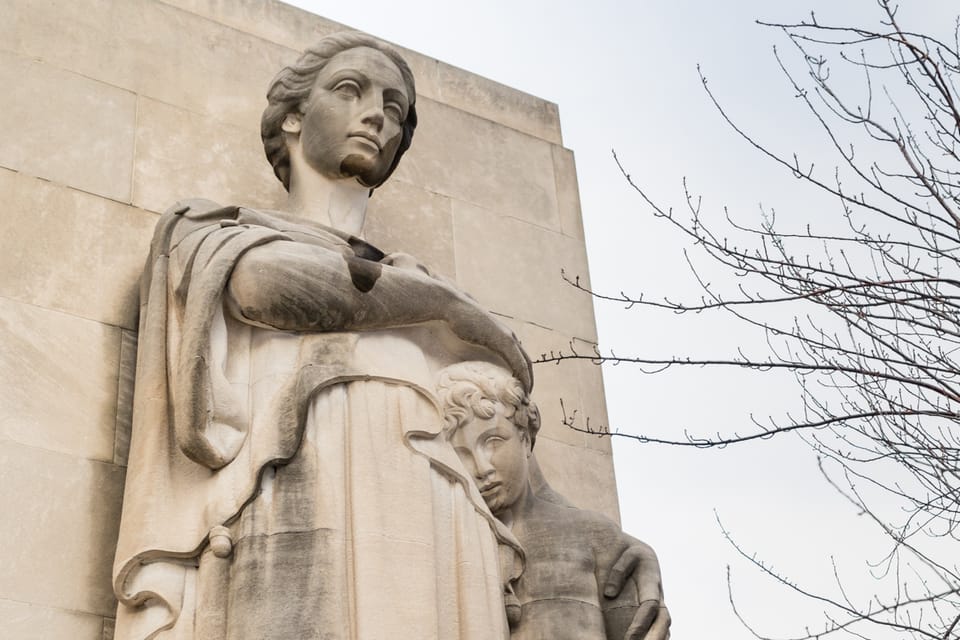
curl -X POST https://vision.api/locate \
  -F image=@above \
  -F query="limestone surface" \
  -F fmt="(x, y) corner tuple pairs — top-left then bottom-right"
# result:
(3, 2), (623, 636)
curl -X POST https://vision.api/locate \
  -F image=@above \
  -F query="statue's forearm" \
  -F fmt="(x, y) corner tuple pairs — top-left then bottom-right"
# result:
(226, 240), (532, 388)
(227, 240), (458, 331)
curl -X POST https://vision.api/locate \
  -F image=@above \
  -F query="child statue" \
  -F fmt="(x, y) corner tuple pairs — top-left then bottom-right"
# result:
(437, 361), (671, 640)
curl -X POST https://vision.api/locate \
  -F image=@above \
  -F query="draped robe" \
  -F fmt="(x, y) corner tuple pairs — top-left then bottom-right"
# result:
(112, 200), (524, 639)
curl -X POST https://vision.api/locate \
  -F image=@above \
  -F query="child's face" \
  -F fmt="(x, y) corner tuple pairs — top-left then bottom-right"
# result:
(449, 402), (530, 515)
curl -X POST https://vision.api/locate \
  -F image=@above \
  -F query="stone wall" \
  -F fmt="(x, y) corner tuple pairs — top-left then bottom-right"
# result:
(0, 1), (616, 636)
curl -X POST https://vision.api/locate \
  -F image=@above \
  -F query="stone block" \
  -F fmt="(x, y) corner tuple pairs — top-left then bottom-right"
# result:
(0, 440), (125, 618)
(153, 1), (559, 141)
(436, 62), (562, 145)
(502, 319), (612, 453)
(0, 169), (156, 329)
(396, 50), (443, 111)
(156, 0), (341, 51)
(534, 437), (620, 523)
(0, 297), (121, 463)
(4, 0), (292, 131)
(571, 337), (613, 455)
(0, 599), (105, 640)
(531, 357), (588, 449)
(395, 99), (561, 231)
(552, 145), (586, 240)
(501, 319), (586, 450)
(453, 201), (598, 341)
(159, 0), (449, 106)
(365, 180), (456, 280)
(132, 97), (287, 215)
(0, 50), (135, 202)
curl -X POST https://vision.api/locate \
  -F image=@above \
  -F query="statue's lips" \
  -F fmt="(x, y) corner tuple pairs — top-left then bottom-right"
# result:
(348, 132), (382, 151)
(479, 481), (502, 496)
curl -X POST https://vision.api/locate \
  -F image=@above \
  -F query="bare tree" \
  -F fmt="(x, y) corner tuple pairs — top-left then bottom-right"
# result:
(540, 2), (960, 638)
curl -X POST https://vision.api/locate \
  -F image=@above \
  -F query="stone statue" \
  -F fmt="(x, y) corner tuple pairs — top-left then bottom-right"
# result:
(437, 361), (671, 640)
(111, 31), (667, 640)
(112, 32), (529, 639)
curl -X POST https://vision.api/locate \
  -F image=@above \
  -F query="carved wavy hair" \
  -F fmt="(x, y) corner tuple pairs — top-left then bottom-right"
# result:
(436, 361), (541, 449)
(261, 32), (418, 191)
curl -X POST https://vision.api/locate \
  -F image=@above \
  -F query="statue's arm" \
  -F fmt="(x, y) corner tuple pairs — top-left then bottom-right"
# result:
(226, 239), (532, 388)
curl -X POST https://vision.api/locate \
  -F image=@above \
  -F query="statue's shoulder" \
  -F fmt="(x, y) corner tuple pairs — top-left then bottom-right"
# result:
(151, 198), (378, 257)
(152, 199), (247, 253)
(160, 198), (241, 228)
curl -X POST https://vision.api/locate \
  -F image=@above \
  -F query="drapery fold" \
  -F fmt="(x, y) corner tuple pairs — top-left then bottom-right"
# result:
(113, 200), (522, 639)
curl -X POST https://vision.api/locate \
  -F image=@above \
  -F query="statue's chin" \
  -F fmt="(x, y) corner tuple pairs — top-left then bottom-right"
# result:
(340, 154), (388, 189)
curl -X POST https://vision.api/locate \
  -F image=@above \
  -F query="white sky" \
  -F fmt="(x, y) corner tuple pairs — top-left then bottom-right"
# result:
(284, 2), (953, 637)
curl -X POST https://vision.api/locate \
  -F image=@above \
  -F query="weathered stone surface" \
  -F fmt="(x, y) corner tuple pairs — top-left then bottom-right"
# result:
(0, 169), (156, 329)
(365, 179), (457, 280)
(436, 62), (562, 145)
(396, 99), (561, 231)
(571, 337), (614, 456)
(155, 0), (450, 109)
(0, 297), (121, 463)
(157, 0), (341, 50)
(0, 440), (124, 618)
(0, 50), (135, 201)
(534, 437), (620, 522)
(552, 145), (586, 240)
(529, 360), (588, 449)
(152, 1), (560, 144)
(114, 40), (533, 638)
(0, 599), (105, 640)
(453, 200), (597, 341)
(132, 97), (287, 214)
(1, 4), (633, 635)
(503, 319), (586, 450)
(3, 0), (291, 131)
(503, 319), (613, 454)
(438, 362), (650, 640)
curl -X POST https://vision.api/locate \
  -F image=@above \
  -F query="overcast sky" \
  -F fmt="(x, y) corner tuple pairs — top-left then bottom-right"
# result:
(283, 2), (952, 637)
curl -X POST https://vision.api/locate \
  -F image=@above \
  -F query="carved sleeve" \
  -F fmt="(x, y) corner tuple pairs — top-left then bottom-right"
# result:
(225, 239), (532, 388)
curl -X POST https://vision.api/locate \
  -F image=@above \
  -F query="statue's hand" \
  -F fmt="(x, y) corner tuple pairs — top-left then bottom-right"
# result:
(624, 602), (670, 640)
(378, 252), (532, 389)
(444, 292), (532, 391)
(604, 542), (671, 640)
(481, 313), (531, 392)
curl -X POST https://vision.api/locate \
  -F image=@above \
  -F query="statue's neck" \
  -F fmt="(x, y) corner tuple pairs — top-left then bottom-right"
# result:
(286, 153), (370, 237)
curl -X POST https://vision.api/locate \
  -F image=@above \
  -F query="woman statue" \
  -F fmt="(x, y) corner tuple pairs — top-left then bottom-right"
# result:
(112, 32), (531, 639)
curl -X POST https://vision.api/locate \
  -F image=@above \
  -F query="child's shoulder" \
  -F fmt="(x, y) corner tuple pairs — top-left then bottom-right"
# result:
(529, 499), (633, 550)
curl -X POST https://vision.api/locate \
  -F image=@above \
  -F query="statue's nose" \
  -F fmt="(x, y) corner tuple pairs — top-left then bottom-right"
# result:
(475, 451), (496, 478)
(361, 100), (385, 132)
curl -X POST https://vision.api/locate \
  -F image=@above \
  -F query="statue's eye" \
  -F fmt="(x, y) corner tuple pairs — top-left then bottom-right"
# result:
(384, 101), (404, 123)
(485, 436), (505, 449)
(333, 80), (362, 98)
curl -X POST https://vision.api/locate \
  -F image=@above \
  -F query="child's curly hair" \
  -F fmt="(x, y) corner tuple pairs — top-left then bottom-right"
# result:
(436, 361), (540, 448)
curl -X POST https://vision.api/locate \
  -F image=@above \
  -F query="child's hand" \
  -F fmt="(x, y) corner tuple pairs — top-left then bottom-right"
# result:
(604, 541), (671, 640)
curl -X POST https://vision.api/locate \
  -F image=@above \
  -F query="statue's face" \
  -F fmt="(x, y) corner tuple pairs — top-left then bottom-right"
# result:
(294, 46), (410, 187)
(449, 403), (530, 515)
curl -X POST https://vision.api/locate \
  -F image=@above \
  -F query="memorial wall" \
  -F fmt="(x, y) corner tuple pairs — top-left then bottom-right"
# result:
(0, 1), (619, 636)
